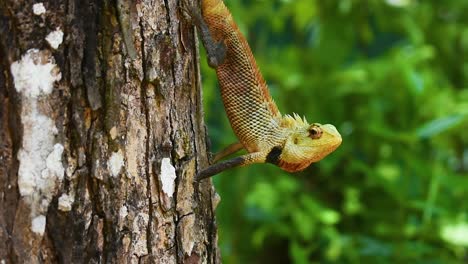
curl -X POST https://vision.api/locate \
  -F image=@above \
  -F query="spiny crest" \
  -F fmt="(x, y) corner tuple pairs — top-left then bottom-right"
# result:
(281, 113), (309, 128)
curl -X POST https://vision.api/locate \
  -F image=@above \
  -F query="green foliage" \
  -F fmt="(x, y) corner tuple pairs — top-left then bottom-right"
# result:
(200, 0), (468, 262)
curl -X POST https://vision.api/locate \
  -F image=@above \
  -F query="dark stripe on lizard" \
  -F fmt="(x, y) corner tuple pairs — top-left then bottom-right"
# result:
(265, 146), (282, 165)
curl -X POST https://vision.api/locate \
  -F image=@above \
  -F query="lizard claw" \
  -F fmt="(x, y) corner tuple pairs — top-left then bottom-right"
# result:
(207, 152), (215, 164)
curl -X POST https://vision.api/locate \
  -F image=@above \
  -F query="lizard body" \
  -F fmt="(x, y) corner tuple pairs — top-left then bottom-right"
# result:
(187, 0), (342, 180)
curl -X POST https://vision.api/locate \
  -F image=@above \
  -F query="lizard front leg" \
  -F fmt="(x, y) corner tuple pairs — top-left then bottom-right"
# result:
(196, 152), (267, 181)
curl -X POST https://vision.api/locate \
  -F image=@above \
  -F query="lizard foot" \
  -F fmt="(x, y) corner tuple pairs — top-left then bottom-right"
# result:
(179, 0), (226, 68)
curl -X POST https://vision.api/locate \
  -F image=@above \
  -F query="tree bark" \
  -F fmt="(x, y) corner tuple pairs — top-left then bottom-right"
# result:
(0, 0), (220, 263)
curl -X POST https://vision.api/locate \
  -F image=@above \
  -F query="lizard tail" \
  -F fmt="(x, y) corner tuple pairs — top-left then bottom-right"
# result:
(201, 0), (236, 42)
(200, 0), (282, 152)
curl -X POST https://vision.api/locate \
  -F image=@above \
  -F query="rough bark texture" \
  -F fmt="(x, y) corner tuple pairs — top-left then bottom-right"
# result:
(0, 0), (220, 263)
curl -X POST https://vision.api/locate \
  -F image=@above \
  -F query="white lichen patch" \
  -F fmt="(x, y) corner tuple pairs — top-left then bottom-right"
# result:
(119, 205), (128, 220)
(119, 205), (128, 230)
(46, 28), (64, 49)
(58, 193), (74, 212)
(11, 49), (63, 227)
(11, 49), (61, 98)
(108, 151), (124, 177)
(45, 144), (65, 180)
(160, 158), (176, 197)
(33, 3), (46, 15)
(31, 215), (46, 235)
(16, 118), (60, 197)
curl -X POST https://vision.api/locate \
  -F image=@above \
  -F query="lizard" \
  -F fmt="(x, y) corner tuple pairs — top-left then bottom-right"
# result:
(184, 0), (342, 181)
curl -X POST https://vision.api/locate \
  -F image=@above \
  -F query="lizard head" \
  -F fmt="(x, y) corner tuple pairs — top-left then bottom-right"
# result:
(274, 114), (342, 172)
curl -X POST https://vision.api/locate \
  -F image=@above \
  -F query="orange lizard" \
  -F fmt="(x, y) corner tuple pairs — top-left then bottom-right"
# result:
(186, 0), (342, 180)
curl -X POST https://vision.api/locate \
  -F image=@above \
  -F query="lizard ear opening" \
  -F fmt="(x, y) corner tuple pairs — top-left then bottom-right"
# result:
(308, 125), (323, 139)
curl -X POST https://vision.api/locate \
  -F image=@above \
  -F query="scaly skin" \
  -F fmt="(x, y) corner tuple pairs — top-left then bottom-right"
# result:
(189, 0), (342, 180)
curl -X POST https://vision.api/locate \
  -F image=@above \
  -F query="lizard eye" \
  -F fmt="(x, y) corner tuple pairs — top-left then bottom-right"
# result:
(308, 126), (322, 139)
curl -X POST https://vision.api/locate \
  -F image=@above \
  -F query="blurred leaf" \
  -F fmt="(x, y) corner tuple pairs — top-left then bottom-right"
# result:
(292, 210), (316, 240)
(416, 114), (464, 139)
(290, 242), (311, 264)
(343, 187), (362, 215)
(319, 209), (340, 225)
(440, 222), (468, 247)
(359, 236), (393, 257)
(245, 182), (277, 213)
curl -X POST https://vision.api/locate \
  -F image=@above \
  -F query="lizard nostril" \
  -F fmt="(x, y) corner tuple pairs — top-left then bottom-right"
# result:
(294, 137), (299, 144)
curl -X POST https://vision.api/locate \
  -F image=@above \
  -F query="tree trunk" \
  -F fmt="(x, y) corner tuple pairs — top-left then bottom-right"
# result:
(0, 0), (220, 263)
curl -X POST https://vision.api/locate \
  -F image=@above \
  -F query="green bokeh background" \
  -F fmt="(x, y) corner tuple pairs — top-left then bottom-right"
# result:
(199, 0), (468, 263)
